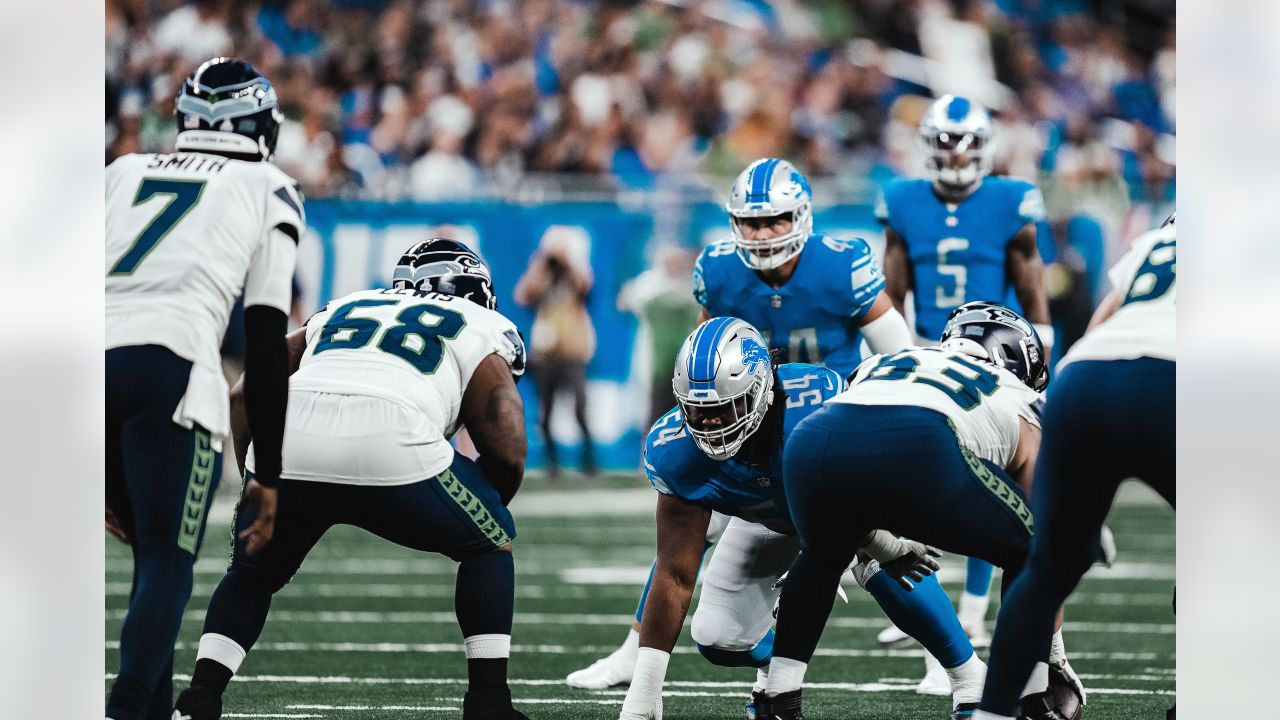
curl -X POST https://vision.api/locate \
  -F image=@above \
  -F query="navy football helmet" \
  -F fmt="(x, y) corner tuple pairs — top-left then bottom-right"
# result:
(392, 238), (498, 310)
(175, 57), (282, 160)
(940, 301), (1048, 391)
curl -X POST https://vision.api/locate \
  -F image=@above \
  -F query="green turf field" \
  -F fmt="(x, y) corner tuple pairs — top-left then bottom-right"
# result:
(106, 478), (1174, 719)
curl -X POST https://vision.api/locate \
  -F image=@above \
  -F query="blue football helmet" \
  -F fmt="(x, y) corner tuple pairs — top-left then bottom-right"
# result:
(175, 57), (283, 160)
(725, 158), (814, 271)
(940, 301), (1048, 391)
(672, 317), (776, 460)
(919, 95), (994, 194)
(392, 238), (498, 310)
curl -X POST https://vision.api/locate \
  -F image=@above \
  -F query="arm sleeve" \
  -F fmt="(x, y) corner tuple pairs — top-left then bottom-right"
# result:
(242, 305), (290, 487)
(859, 307), (913, 355)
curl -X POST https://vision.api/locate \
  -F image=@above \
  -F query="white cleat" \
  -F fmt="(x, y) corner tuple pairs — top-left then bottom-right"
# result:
(963, 619), (992, 650)
(917, 651), (953, 696)
(877, 622), (913, 648)
(566, 648), (637, 689)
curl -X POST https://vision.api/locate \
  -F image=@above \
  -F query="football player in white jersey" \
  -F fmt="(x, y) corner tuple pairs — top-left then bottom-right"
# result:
(171, 239), (531, 720)
(974, 216), (1176, 720)
(754, 303), (1083, 720)
(105, 57), (300, 720)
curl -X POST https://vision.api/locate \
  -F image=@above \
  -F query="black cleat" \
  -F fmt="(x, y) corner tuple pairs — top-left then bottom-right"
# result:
(745, 690), (763, 720)
(949, 702), (978, 719)
(754, 689), (805, 720)
(171, 686), (222, 720)
(462, 685), (530, 720)
(1018, 691), (1070, 720)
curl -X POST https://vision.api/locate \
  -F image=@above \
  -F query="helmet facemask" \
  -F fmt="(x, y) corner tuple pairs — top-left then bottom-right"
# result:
(729, 205), (813, 271)
(676, 373), (774, 460)
(922, 128), (991, 194)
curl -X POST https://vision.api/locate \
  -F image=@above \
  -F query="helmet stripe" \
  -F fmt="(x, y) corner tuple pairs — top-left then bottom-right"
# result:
(747, 158), (780, 204)
(687, 316), (735, 385)
(946, 96), (972, 122)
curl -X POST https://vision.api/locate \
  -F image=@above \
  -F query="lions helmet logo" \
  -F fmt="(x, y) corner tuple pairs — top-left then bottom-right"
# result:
(741, 337), (770, 376)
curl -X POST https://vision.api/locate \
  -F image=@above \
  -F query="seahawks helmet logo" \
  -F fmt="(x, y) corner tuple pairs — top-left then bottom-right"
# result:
(741, 337), (770, 375)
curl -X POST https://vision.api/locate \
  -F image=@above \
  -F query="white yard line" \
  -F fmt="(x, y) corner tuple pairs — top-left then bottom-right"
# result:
(104, 641), (1167, 661)
(106, 673), (1173, 699)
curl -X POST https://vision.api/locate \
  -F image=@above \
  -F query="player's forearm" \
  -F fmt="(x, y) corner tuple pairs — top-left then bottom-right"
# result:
(473, 386), (527, 504)
(229, 378), (251, 474)
(243, 306), (290, 487)
(637, 570), (696, 652)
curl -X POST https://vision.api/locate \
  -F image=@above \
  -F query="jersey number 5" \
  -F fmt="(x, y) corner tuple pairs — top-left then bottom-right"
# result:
(313, 299), (467, 374)
(935, 237), (969, 308)
(109, 178), (207, 275)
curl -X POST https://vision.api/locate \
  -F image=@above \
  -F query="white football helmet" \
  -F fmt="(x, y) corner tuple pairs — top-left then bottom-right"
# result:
(725, 158), (814, 270)
(919, 95), (994, 194)
(672, 317), (775, 460)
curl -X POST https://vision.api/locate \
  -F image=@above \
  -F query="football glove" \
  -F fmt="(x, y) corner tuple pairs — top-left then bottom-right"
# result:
(862, 531), (942, 591)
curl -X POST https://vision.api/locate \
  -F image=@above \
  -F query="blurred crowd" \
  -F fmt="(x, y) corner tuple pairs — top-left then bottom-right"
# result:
(106, 0), (1174, 221)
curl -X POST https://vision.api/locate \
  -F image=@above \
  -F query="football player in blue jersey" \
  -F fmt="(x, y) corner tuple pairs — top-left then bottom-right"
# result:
(876, 95), (1052, 671)
(567, 158), (915, 690)
(696, 157), (914, 378)
(617, 317), (989, 720)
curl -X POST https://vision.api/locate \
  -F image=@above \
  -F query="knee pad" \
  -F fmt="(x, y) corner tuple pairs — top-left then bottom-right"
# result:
(690, 604), (755, 651)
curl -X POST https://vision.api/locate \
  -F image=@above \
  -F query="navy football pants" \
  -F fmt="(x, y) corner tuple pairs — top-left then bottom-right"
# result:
(106, 345), (223, 720)
(200, 454), (518, 665)
(773, 403), (1033, 664)
(980, 358), (1175, 715)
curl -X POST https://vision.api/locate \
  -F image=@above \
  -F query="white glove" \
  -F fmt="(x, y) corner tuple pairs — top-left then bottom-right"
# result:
(861, 530), (942, 590)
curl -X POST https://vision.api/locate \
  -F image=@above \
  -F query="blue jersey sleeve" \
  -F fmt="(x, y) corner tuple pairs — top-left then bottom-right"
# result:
(848, 240), (887, 319)
(692, 249), (709, 308)
(692, 240), (738, 312)
(642, 408), (698, 499)
(814, 235), (885, 320)
(1008, 178), (1046, 226)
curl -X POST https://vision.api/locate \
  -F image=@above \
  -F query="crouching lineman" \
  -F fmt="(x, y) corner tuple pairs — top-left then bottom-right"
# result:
(757, 303), (1084, 720)
(618, 317), (990, 720)
(974, 216), (1176, 720)
(172, 239), (532, 720)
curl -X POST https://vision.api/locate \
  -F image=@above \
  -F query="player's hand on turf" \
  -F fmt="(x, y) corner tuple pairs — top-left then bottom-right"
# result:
(618, 699), (661, 720)
(105, 506), (130, 544)
(237, 479), (278, 555)
(880, 539), (942, 591)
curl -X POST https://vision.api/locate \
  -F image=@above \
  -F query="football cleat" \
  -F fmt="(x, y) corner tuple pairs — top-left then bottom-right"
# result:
(564, 646), (636, 689)
(746, 690), (764, 720)
(462, 686), (529, 720)
(949, 702), (979, 719)
(754, 689), (806, 720)
(171, 686), (221, 720)
(876, 622), (913, 648)
(917, 652), (952, 696)
(962, 619), (992, 650)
